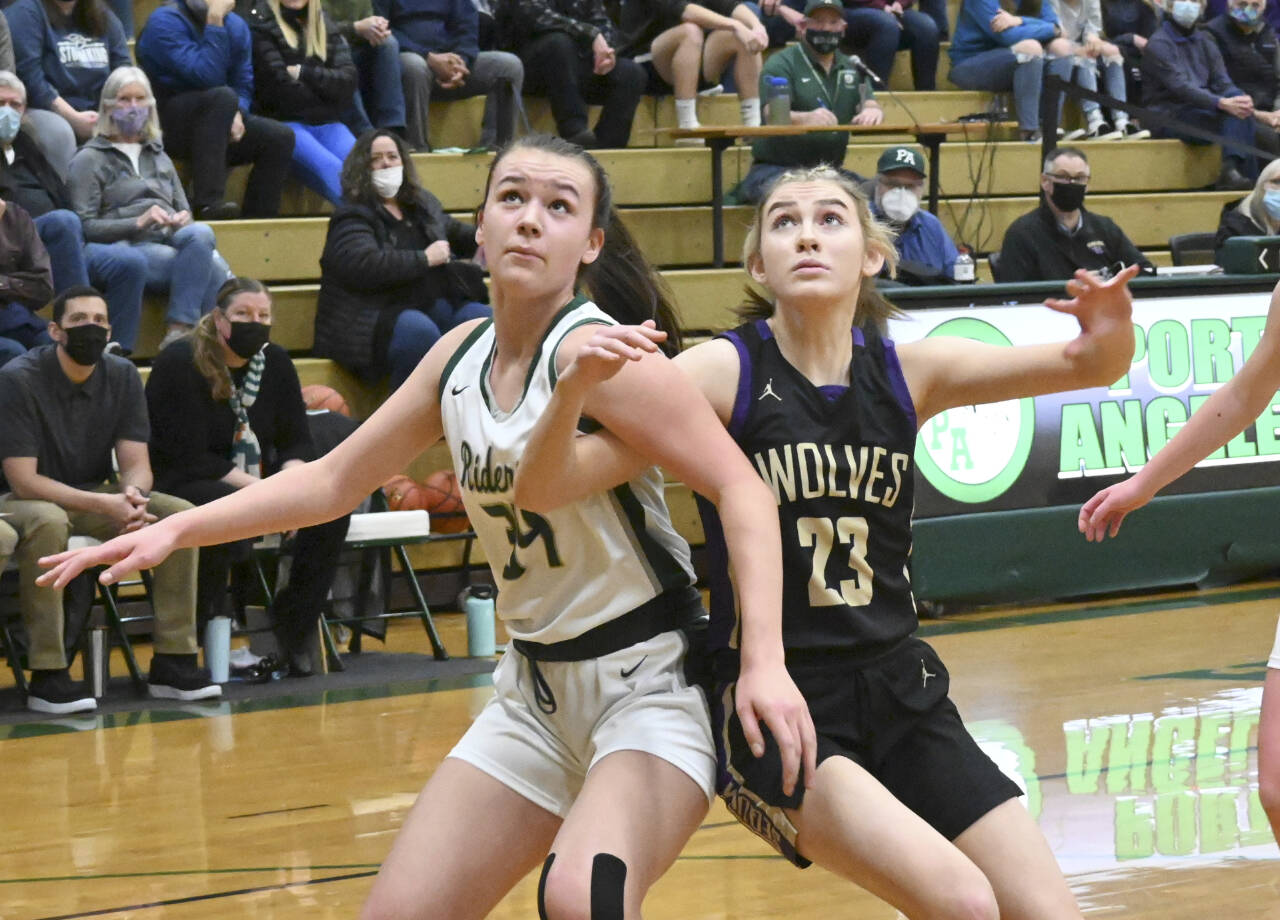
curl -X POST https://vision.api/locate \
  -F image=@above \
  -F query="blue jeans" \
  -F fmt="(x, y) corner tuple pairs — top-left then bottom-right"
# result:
(135, 223), (225, 326)
(843, 6), (939, 90)
(35, 209), (147, 351)
(344, 36), (407, 135)
(287, 122), (357, 204)
(387, 299), (491, 389)
(1156, 104), (1259, 176)
(0, 310), (53, 367)
(949, 48), (1044, 132)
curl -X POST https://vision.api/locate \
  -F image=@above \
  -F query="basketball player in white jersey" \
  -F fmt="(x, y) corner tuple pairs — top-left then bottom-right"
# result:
(515, 166), (1140, 918)
(1082, 277), (1280, 845)
(37, 134), (817, 920)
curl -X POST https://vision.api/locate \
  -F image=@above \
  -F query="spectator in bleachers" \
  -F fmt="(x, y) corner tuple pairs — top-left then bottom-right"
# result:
(1101, 0), (1160, 104)
(1213, 157), (1280, 254)
(500, 0), (646, 149)
(750, 0), (806, 46)
(1205, 0), (1280, 27)
(732, 0), (881, 202)
(316, 129), (488, 387)
(868, 144), (961, 283)
(68, 66), (229, 348)
(838, 0), (941, 90)
(0, 198), (54, 367)
(246, 0), (359, 203)
(949, 0), (1073, 140)
(321, 0), (409, 138)
(995, 145), (1154, 280)
(4, 0), (130, 177)
(0, 70), (146, 353)
(138, 0), (298, 219)
(378, 0), (523, 151)
(1207, 0), (1280, 155)
(0, 15), (13, 73)
(0, 285), (220, 714)
(1142, 0), (1258, 189)
(612, 0), (767, 132)
(145, 277), (351, 677)
(1047, 0), (1141, 137)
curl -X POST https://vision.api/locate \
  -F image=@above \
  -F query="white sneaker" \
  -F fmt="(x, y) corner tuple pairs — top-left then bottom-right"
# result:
(229, 646), (263, 669)
(698, 83), (724, 96)
(1061, 127), (1087, 141)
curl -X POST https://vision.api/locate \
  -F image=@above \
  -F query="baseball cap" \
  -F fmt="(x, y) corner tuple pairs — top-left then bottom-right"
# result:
(876, 146), (927, 176)
(804, 0), (844, 15)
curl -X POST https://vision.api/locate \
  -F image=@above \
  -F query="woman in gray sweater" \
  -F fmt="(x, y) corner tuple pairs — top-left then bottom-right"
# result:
(67, 66), (228, 347)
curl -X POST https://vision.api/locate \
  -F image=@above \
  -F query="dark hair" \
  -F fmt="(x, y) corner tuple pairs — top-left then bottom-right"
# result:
(340, 129), (424, 207)
(192, 277), (271, 401)
(480, 134), (683, 355)
(42, 0), (109, 37)
(52, 285), (106, 324)
(1043, 146), (1089, 171)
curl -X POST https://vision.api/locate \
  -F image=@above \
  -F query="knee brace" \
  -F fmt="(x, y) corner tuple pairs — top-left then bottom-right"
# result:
(590, 853), (627, 920)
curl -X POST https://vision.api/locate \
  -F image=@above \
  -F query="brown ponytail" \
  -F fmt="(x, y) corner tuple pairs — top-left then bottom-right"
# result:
(192, 277), (271, 401)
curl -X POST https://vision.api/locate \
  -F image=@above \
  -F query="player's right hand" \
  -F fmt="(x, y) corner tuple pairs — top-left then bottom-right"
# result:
(1078, 477), (1154, 542)
(560, 321), (668, 390)
(38, 521), (180, 589)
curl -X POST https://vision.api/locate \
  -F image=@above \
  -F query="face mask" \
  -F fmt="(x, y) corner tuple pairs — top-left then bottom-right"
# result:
(371, 165), (404, 199)
(879, 186), (920, 223)
(1170, 0), (1201, 28)
(226, 321), (271, 359)
(61, 323), (109, 367)
(186, 0), (208, 18)
(804, 28), (842, 55)
(0, 106), (20, 144)
(109, 104), (149, 138)
(1049, 180), (1087, 212)
(1263, 189), (1280, 220)
(1230, 4), (1261, 25)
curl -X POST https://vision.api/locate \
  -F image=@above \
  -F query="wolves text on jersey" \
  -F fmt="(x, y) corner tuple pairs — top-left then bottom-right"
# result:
(752, 442), (911, 508)
(459, 440), (515, 494)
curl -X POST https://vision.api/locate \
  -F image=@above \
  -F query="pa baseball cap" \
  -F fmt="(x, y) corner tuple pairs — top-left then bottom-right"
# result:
(876, 146), (927, 176)
(804, 0), (844, 15)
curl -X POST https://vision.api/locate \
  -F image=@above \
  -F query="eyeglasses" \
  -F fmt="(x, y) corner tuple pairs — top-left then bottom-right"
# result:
(1046, 172), (1090, 185)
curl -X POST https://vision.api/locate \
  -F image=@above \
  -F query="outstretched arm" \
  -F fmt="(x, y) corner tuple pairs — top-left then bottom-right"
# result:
(898, 266), (1137, 423)
(38, 320), (485, 588)
(1080, 278), (1280, 541)
(515, 325), (817, 795)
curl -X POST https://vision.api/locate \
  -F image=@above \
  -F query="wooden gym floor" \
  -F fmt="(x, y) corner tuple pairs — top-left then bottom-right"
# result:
(2, 581), (1278, 919)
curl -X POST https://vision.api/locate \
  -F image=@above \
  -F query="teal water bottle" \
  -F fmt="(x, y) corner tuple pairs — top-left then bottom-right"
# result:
(464, 585), (497, 657)
(767, 76), (791, 125)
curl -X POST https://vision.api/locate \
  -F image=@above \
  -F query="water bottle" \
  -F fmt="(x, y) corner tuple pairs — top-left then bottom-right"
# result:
(203, 616), (231, 684)
(954, 249), (975, 284)
(463, 584), (497, 657)
(767, 76), (791, 126)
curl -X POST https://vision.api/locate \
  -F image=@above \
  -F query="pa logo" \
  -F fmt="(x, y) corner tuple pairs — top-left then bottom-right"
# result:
(895, 148), (915, 164)
(914, 318), (1034, 503)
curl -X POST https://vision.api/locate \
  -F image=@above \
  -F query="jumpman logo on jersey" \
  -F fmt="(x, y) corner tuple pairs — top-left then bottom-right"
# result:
(921, 659), (937, 688)
(758, 378), (782, 402)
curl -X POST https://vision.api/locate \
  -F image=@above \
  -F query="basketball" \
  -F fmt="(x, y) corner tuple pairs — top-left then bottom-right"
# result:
(383, 474), (428, 511)
(301, 384), (350, 416)
(421, 470), (470, 533)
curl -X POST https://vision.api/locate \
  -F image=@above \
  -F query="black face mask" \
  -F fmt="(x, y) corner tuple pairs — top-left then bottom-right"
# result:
(804, 29), (842, 55)
(1049, 181), (1086, 212)
(61, 323), (109, 367)
(226, 321), (271, 359)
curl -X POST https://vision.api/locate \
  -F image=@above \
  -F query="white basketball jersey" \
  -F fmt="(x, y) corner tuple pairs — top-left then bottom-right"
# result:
(438, 297), (696, 644)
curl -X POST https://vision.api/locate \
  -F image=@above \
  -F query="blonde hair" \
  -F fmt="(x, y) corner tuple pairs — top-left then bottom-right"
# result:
(738, 166), (902, 331)
(269, 0), (328, 61)
(1238, 157), (1280, 233)
(94, 67), (162, 142)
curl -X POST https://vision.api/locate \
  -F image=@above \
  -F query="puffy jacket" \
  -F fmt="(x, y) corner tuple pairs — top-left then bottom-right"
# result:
(246, 3), (357, 124)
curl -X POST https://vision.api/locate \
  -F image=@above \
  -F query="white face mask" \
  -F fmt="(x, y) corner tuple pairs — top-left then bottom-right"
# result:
(880, 186), (920, 223)
(371, 165), (403, 199)
(1170, 0), (1201, 27)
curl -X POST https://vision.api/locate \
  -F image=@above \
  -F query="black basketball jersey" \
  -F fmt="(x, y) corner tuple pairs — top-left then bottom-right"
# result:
(697, 319), (920, 659)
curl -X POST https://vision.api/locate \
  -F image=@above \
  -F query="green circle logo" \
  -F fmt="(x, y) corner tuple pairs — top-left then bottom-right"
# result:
(914, 317), (1035, 504)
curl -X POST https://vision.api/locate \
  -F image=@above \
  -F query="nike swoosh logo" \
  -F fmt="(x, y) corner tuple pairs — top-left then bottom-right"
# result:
(451, 384), (469, 395)
(620, 656), (647, 679)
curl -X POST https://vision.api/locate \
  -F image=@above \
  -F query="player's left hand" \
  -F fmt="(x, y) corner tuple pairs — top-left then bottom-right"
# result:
(560, 321), (668, 391)
(735, 662), (818, 796)
(1078, 476), (1154, 542)
(1044, 264), (1137, 378)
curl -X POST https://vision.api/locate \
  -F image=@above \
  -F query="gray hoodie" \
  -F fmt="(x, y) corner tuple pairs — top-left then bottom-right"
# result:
(67, 134), (191, 244)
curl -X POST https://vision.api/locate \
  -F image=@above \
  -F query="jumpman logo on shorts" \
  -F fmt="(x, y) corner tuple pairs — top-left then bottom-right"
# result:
(758, 378), (782, 402)
(921, 660), (936, 688)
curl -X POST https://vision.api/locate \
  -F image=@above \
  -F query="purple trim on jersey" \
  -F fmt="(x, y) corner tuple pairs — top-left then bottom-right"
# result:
(881, 337), (918, 431)
(723, 329), (755, 440)
(817, 384), (848, 402)
(851, 326), (865, 347)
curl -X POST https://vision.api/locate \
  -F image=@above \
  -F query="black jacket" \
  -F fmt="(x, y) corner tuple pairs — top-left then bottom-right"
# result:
(245, 4), (357, 124)
(1214, 197), (1267, 256)
(315, 190), (482, 375)
(1101, 0), (1160, 55)
(997, 198), (1155, 282)
(146, 337), (314, 492)
(1205, 15), (1279, 112)
(502, 0), (617, 51)
(0, 130), (71, 218)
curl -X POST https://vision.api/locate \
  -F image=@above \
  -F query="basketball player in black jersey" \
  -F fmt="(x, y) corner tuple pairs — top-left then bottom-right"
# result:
(515, 166), (1138, 919)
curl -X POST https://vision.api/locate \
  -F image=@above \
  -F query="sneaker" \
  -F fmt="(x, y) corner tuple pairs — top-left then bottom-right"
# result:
(27, 668), (97, 714)
(148, 653), (223, 701)
(157, 325), (192, 352)
(697, 83), (724, 97)
(1087, 120), (1121, 140)
(228, 646), (262, 670)
(104, 341), (128, 357)
(1122, 123), (1151, 139)
(1214, 165), (1254, 191)
(1061, 127), (1087, 141)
